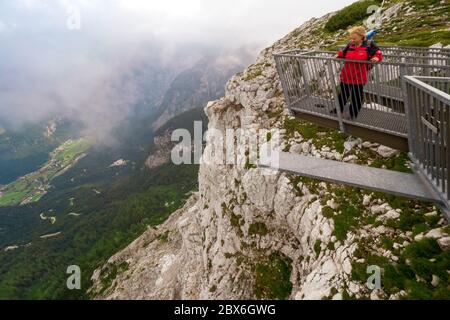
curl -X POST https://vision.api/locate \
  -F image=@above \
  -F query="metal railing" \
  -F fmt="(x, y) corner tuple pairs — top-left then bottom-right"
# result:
(404, 76), (450, 208)
(337, 45), (450, 68)
(282, 48), (450, 69)
(338, 44), (450, 59)
(274, 50), (450, 137)
(278, 48), (450, 66)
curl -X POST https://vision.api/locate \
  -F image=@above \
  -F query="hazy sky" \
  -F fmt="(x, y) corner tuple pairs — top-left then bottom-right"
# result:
(0, 0), (355, 44)
(0, 0), (356, 140)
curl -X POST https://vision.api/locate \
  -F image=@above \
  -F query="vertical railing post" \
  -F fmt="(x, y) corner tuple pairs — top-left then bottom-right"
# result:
(446, 95), (450, 202)
(326, 58), (345, 132)
(298, 58), (311, 98)
(274, 55), (292, 112)
(401, 66), (415, 154)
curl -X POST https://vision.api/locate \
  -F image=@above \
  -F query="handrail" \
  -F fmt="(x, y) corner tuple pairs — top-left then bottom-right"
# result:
(404, 76), (450, 102)
(338, 44), (450, 52)
(274, 49), (450, 62)
(403, 76), (450, 209)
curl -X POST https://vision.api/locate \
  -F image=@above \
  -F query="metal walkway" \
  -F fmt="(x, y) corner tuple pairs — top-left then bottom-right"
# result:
(259, 151), (441, 203)
(364, 83), (403, 101)
(274, 49), (450, 139)
(272, 45), (450, 215)
(291, 96), (408, 137)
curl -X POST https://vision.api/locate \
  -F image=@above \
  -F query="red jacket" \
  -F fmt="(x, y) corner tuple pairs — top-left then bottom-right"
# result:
(337, 44), (383, 84)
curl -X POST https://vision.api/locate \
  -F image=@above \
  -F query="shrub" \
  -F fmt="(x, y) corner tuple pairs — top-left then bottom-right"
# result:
(324, 0), (382, 33)
(248, 222), (269, 237)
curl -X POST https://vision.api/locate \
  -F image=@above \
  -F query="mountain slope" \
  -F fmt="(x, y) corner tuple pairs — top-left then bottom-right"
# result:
(0, 46), (250, 299)
(91, 0), (450, 300)
(0, 107), (206, 299)
(0, 118), (83, 185)
(146, 108), (208, 170)
(152, 48), (255, 130)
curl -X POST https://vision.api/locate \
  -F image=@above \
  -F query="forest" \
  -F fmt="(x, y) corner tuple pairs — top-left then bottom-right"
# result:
(0, 108), (207, 299)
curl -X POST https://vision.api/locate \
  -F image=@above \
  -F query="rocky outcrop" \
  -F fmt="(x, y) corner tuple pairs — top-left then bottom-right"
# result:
(91, 0), (450, 300)
(90, 195), (203, 299)
(145, 131), (173, 170)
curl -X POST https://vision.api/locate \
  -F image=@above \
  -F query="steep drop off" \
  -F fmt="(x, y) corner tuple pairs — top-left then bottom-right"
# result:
(90, 0), (450, 300)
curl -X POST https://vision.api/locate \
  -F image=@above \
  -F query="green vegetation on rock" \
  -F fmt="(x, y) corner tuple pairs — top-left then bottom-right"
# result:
(249, 222), (269, 237)
(254, 253), (293, 300)
(98, 261), (129, 294)
(324, 0), (382, 33)
(352, 238), (450, 299)
(283, 118), (346, 154)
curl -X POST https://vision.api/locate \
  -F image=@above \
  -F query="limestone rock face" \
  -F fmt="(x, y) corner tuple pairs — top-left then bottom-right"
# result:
(437, 237), (450, 251)
(90, 195), (204, 299)
(376, 145), (400, 158)
(90, 1), (450, 300)
(145, 131), (173, 170)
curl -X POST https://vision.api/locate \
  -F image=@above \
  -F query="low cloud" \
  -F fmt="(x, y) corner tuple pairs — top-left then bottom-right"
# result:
(0, 0), (355, 142)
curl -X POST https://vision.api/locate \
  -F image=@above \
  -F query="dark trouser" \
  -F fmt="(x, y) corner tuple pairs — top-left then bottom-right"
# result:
(337, 82), (365, 119)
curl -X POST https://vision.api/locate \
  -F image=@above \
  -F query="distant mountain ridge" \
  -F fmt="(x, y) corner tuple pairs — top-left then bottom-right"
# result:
(152, 47), (256, 130)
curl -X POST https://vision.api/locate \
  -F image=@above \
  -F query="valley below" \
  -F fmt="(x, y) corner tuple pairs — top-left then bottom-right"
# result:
(0, 138), (94, 207)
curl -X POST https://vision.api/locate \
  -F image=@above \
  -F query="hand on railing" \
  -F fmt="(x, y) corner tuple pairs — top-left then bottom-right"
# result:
(370, 57), (380, 63)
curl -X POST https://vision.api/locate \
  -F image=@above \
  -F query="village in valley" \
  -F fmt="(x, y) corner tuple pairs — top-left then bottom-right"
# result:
(0, 138), (94, 207)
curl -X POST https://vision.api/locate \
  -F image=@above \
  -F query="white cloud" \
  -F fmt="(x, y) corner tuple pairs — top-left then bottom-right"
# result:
(5, 0), (355, 45)
(0, 0), (357, 141)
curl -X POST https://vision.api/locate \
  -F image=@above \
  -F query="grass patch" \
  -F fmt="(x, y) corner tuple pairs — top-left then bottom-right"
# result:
(287, 174), (305, 197)
(352, 146), (411, 173)
(314, 240), (322, 257)
(322, 206), (335, 219)
(99, 261), (129, 294)
(299, 176), (322, 195)
(352, 238), (450, 299)
(283, 118), (318, 140)
(331, 187), (366, 241)
(283, 118), (347, 154)
(376, 29), (450, 47)
(380, 235), (394, 250)
(230, 213), (244, 227)
(324, 0), (382, 33)
(314, 131), (347, 154)
(370, 152), (411, 173)
(157, 231), (169, 243)
(243, 68), (263, 81)
(249, 222), (269, 237)
(385, 206), (438, 233)
(334, 202), (361, 241)
(410, 0), (444, 8)
(254, 253), (293, 300)
(267, 111), (283, 120)
(209, 285), (217, 293)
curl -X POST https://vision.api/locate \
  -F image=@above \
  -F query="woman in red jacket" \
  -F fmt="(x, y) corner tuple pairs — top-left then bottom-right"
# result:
(333, 26), (383, 120)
